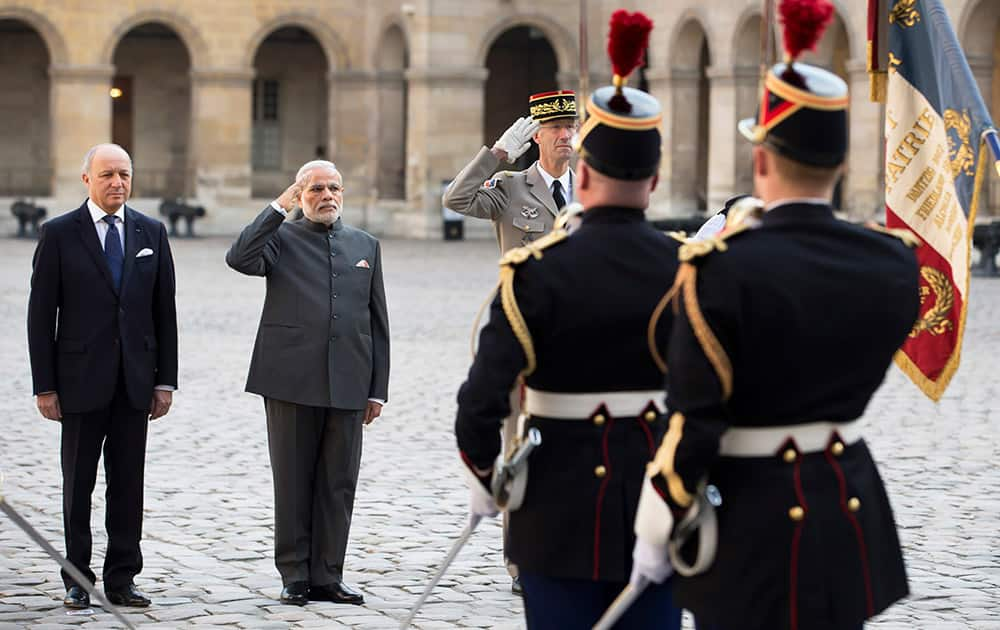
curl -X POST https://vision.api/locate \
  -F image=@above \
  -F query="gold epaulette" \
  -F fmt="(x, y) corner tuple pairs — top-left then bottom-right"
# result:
(677, 222), (754, 263)
(499, 229), (568, 267)
(496, 230), (568, 377)
(665, 231), (688, 243)
(865, 223), (921, 248)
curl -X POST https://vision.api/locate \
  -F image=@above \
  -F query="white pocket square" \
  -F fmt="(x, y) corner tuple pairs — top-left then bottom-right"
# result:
(355, 259), (370, 269)
(136, 248), (154, 258)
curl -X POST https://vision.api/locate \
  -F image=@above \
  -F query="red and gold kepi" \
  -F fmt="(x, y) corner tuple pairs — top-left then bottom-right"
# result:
(528, 90), (577, 123)
(739, 0), (848, 167)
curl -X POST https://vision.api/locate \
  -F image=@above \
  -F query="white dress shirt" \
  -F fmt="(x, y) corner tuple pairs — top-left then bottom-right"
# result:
(87, 198), (126, 247)
(536, 164), (573, 205)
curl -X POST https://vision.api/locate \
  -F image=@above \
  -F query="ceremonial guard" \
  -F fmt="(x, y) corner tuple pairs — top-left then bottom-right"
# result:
(442, 90), (578, 253)
(455, 11), (682, 629)
(443, 77), (579, 595)
(628, 2), (919, 629)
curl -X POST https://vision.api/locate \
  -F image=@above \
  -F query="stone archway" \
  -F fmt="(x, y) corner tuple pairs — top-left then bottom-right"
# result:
(669, 19), (711, 213)
(0, 18), (52, 196)
(110, 22), (193, 198)
(376, 24), (409, 200)
(483, 26), (559, 172)
(250, 26), (330, 197)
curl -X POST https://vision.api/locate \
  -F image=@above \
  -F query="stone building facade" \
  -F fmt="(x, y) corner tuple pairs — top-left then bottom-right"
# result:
(0, 0), (997, 236)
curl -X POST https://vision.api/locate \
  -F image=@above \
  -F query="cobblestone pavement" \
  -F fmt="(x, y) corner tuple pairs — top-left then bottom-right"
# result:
(0, 234), (998, 629)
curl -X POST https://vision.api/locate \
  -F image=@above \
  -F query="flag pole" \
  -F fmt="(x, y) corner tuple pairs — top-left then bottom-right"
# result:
(579, 0), (589, 122)
(983, 129), (1000, 176)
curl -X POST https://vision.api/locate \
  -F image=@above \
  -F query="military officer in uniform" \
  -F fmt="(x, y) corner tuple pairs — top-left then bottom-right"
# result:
(454, 15), (682, 627)
(629, 21), (919, 630)
(444, 89), (579, 593)
(442, 90), (578, 253)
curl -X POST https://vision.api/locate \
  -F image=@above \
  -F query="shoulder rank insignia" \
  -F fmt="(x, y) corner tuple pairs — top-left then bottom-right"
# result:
(865, 223), (921, 248)
(665, 231), (688, 243)
(499, 229), (568, 267)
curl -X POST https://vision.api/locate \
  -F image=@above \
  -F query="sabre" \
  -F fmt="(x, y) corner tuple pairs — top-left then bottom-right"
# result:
(0, 489), (137, 629)
(401, 429), (543, 628)
(592, 575), (650, 630)
(398, 513), (482, 630)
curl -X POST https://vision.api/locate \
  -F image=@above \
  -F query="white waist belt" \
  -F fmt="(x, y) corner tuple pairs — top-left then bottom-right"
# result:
(523, 388), (664, 420)
(718, 420), (862, 457)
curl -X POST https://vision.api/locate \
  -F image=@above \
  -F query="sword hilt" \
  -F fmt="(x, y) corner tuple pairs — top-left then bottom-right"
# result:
(492, 427), (541, 504)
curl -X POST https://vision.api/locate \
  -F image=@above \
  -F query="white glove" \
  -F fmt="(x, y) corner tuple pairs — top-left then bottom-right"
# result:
(631, 475), (675, 584)
(493, 116), (541, 163)
(692, 213), (726, 241)
(461, 459), (499, 518)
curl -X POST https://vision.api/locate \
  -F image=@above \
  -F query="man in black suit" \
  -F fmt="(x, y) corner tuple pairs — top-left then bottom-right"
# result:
(227, 160), (390, 607)
(27, 143), (178, 609)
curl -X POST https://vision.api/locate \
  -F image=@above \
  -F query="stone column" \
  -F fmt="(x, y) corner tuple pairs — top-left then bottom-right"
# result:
(329, 69), (379, 229)
(732, 67), (760, 198)
(189, 67), (254, 230)
(705, 66), (738, 214)
(48, 64), (114, 205)
(402, 66), (488, 239)
(646, 68), (672, 219)
(968, 56), (999, 217)
(845, 59), (884, 221)
(666, 69), (702, 218)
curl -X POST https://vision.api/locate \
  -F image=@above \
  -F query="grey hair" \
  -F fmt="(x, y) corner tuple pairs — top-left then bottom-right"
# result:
(82, 143), (132, 175)
(296, 160), (338, 182)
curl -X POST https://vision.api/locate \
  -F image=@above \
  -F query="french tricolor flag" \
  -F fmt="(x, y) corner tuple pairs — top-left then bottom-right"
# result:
(869, 0), (1000, 400)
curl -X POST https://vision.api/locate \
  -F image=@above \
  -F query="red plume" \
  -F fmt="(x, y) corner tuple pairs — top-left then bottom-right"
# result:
(608, 10), (653, 81)
(779, 0), (835, 61)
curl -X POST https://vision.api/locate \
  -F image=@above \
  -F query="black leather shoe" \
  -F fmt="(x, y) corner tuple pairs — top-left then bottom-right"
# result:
(308, 582), (364, 605)
(280, 581), (309, 606)
(104, 583), (151, 608)
(63, 585), (90, 609)
(511, 576), (523, 596)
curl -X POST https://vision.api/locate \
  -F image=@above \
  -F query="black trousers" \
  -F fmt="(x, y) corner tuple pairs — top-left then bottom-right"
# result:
(265, 399), (363, 586)
(60, 381), (148, 590)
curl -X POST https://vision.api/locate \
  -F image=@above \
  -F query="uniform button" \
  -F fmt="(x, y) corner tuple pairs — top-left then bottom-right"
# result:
(333, 314), (339, 319)
(594, 465), (607, 478)
(788, 506), (805, 522)
(331, 252), (337, 257)
(332, 293), (339, 298)
(830, 441), (845, 456)
(782, 448), (798, 464)
(333, 272), (339, 278)
(643, 410), (657, 422)
(592, 413), (606, 427)
(847, 497), (861, 512)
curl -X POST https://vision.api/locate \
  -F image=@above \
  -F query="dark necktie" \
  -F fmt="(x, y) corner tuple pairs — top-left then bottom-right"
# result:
(552, 180), (567, 210)
(103, 214), (124, 290)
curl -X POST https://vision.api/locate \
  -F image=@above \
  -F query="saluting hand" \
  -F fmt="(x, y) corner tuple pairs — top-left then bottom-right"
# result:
(149, 390), (172, 420)
(492, 116), (541, 164)
(274, 178), (306, 213)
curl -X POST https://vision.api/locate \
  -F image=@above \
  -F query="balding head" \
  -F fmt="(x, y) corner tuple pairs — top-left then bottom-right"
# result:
(81, 144), (133, 213)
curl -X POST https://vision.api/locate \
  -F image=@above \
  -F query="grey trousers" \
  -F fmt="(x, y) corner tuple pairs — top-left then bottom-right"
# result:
(502, 384), (521, 578)
(265, 398), (363, 586)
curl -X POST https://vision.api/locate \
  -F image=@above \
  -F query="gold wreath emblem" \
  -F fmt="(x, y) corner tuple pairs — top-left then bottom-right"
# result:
(889, 0), (921, 27)
(909, 266), (955, 338)
(944, 109), (975, 179)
